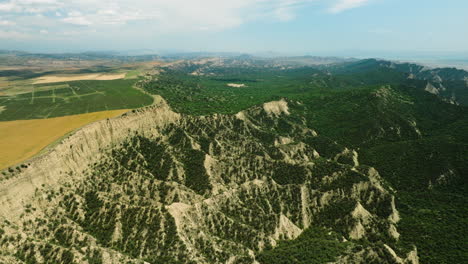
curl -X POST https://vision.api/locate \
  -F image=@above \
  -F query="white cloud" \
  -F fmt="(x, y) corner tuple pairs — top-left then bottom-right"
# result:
(0, 0), (373, 39)
(0, 20), (16, 26)
(1, 0), (62, 13)
(328, 0), (371, 13)
(62, 15), (92, 26)
(62, 11), (92, 26)
(0, 2), (16, 12)
(0, 29), (30, 39)
(271, 0), (307, 21)
(0, 0), (319, 32)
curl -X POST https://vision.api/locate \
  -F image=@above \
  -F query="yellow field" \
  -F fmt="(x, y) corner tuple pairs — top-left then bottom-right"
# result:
(33, 73), (126, 84)
(0, 109), (129, 170)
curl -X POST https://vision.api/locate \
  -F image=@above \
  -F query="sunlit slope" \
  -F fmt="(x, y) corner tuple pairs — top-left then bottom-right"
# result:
(0, 109), (128, 170)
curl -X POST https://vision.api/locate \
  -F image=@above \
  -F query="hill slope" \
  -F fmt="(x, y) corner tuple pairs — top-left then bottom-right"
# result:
(0, 98), (417, 264)
(0, 57), (466, 264)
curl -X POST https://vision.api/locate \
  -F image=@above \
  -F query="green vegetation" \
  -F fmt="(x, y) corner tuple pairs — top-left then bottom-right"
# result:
(304, 85), (468, 263)
(181, 149), (212, 194)
(141, 68), (321, 115)
(2, 58), (467, 263)
(257, 226), (349, 264)
(125, 70), (142, 79)
(272, 162), (308, 185)
(396, 189), (468, 263)
(140, 62), (417, 117)
(141, 62), (468, 263)
(360, 137), (468, 263)
(0, 79), (153, 121)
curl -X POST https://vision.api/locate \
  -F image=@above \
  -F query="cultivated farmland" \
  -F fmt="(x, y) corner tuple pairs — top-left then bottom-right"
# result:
(0, 79), (153, 121)
(33, 72), (126, 84)
(0, 109), (129, 170)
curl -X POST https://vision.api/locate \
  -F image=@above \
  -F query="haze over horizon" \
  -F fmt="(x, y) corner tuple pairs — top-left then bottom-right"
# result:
(0, 0), (467, 57)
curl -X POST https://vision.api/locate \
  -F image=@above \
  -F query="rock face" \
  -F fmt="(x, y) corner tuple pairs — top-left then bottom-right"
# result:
(0, 99), (417, 264)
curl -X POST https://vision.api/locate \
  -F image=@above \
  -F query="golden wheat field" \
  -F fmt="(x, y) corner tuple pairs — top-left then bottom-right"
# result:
(33, 73), (127, 84)
(0, 109), (129, 170)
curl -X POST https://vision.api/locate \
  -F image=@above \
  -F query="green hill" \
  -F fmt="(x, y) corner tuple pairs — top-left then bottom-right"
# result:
(138, 59), (468, 263)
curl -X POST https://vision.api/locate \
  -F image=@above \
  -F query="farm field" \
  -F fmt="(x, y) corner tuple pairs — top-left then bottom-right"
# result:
(33, 72), (127, 84)
(0, 65), (150, 97)
(0, 65), (154, 171)
(0, 109), (129, 170)
(0, 78), (153, 121)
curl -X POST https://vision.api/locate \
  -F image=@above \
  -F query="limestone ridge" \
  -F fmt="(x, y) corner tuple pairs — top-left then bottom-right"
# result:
(0, 99), (417, 264)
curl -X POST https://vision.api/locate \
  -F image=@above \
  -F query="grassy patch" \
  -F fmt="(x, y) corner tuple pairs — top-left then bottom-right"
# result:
(125, 70), (142, 79)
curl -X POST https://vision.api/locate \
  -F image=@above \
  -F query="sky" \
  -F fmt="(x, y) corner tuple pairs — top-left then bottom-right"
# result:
(0, 0), (467, 57)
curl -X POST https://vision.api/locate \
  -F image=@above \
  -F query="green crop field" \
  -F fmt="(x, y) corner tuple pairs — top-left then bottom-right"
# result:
(0, 79), (153, 121)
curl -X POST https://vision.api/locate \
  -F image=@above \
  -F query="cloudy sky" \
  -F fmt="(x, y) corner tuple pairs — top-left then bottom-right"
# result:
(0, 0), (467, 56)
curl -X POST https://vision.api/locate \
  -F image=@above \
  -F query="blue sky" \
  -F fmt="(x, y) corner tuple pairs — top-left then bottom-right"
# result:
(0, 0), (467, 57)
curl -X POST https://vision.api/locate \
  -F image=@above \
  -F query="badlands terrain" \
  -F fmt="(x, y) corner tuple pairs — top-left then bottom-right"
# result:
(0, 52), (467, 263)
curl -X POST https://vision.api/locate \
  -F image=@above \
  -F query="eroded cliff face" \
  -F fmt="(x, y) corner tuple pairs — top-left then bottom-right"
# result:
(0, 99), (417, 264)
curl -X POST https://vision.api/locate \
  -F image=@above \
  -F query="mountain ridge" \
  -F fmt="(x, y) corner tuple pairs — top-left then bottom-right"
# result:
(0, 96), (419, 264)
